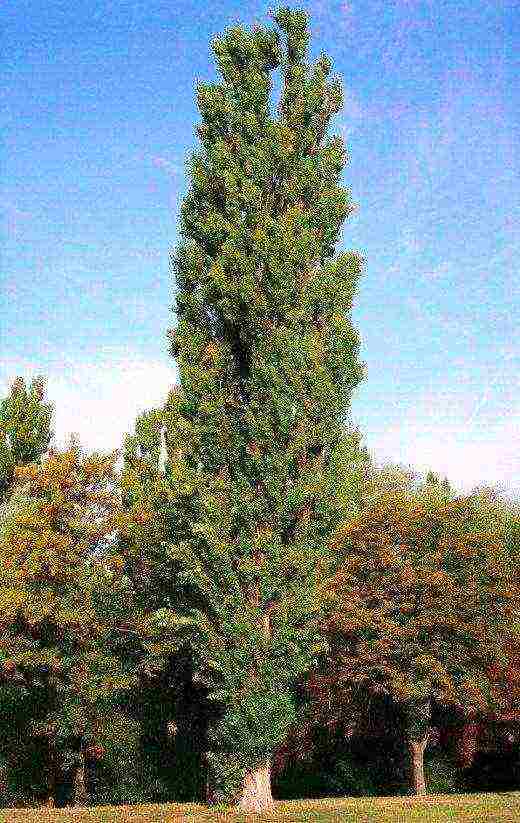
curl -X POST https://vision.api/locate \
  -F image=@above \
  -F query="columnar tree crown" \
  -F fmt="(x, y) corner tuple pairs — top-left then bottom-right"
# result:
(162, 6), (364, 801)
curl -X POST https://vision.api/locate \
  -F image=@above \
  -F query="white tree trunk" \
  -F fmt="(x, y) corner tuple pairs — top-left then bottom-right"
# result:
(237, 762), (274, 813)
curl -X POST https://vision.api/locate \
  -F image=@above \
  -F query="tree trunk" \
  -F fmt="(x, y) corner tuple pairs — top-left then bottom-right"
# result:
(409, 736), (428, 795)
(232, 604), (276, 812)
(237, 762), (273, 813)
(72, 748), (88, 807)
(46, 734), (56, 808)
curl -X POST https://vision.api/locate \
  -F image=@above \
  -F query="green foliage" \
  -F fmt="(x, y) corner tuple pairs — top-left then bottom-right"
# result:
(3, 4), (518, 811)
(359, 463), (455, 512)
(204, 751), (245, 806)
(403, 700), (432, 743)
(88, 712), (151, 806)
(465, 487), (520, 560)
(119, 406), (180, 613)
(273, 718), (408, 801)
(324, 756), (381, 798)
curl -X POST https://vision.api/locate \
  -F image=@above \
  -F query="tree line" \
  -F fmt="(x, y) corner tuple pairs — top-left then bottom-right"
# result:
(1, 7), (519, 813)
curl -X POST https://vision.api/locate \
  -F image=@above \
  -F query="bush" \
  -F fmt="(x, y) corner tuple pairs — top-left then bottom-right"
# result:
(424, 753), (459, 795)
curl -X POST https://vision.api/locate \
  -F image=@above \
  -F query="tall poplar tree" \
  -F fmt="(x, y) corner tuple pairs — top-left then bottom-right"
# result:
(163, 6), (364, 810)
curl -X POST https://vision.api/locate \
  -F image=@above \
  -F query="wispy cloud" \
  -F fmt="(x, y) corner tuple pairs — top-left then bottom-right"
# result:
(1, 201), (33, 238)
(150, 156), (179, 176)
(340, 1), (354, 13)
(336, 86), (364, 139)
(3, 349), (518, 498)
(423, 261), (451, 281)
(126, 295), (152, 324)
(0, 201), (32, 219)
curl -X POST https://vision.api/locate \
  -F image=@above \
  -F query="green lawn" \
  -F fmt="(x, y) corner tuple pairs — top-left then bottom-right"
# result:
(2, 793), (520, 823)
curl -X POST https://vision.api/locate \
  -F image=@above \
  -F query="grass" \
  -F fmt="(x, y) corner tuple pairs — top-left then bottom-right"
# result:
(2, 792), (520, 823)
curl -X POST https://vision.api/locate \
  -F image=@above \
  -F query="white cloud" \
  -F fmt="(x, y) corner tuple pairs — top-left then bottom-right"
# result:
(363, 391), (520, 498)
(0, 353), (176, 455)
(2, 353), (518, 498)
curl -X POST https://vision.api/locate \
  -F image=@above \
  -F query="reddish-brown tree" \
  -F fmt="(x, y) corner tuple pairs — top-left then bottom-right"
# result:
(320, 492), (519, 794)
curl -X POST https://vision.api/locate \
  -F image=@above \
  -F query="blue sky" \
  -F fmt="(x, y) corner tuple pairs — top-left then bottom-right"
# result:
(1, 0), (518, 495)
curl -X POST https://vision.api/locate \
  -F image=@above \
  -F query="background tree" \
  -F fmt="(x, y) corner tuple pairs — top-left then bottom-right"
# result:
(273, 465), (456, 799)
(0, 445), (137, 807)
(359, 462), (454, 511)
(0, 376), (53, 502)
(323, 492), (518, 795)
(456, 488), (520, 775)
(149, 5), (365, 811)
(118, 404), (215, 804)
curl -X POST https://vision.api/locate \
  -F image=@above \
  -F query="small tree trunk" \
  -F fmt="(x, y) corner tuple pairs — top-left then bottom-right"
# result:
(238, 762), (273, 813)
(72, 747), (88, 807)
(0, 760), (8, 803)
(46, 734), (56, 808)
(409, 735), (428, 795)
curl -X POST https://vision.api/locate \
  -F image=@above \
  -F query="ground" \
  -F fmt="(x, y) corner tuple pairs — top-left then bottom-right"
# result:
(2, 792), (520, 823)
